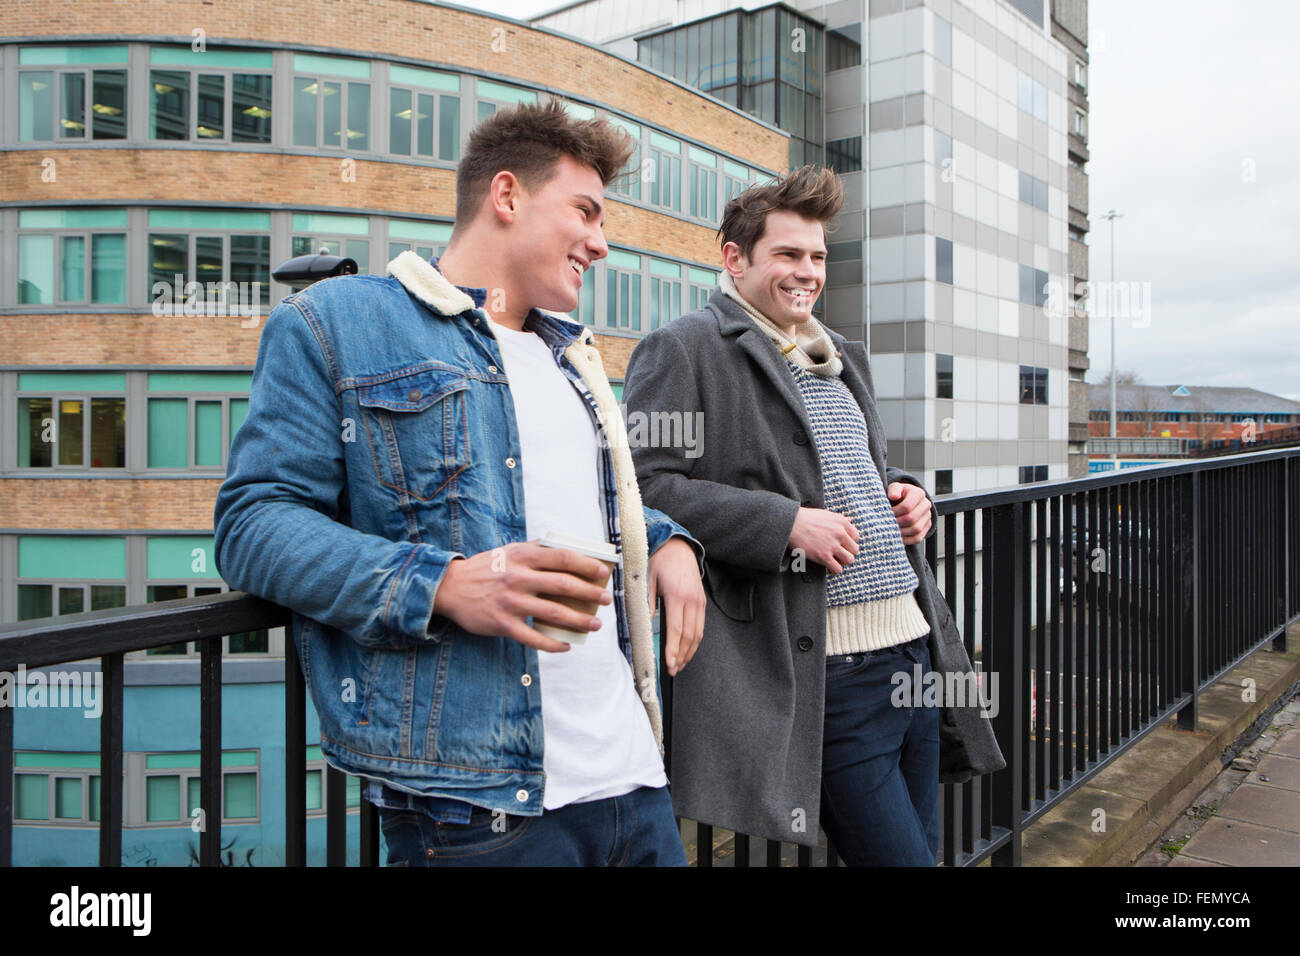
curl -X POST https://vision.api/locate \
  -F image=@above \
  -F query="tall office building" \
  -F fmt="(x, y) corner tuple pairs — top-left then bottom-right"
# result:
(536, 0), (1093, 488)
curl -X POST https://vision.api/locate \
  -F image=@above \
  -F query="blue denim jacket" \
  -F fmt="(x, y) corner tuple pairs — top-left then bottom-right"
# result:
(214, 252), (696, 816)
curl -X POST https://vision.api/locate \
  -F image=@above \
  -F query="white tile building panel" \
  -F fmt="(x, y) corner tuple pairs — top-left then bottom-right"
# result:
(999, 402), (1018, 438)
(952, 70), (976, 116)
(998, 160), (1018, 198)
(903, 233), (926, 279)
(998, 297), (1019, 338)
(977, 402), (998, 440)
(953, 287), (977, 328)
(976, 249), (998, 295)
(953, 241), (977, 289)
(954, 359), (977, 401)
(870, 282), (905, 322)
(998, 360), (1019, 403)
(998, 257), (1019, 299)
(870, 165), (907, 207)
(975, 40), (997, 91)
(869, 236), (906, 282)
(905, 351), (928, 399)
(904, 125), (926, 162)
(976, 85), (998, 125)
(871, 59), (905, 101)
(904, 162), (927, 204)
(870, 13), (905, 61)
(870, 130), (906, 168)
(977, 291), (997, 332)
(952, 26), (976, 78)
(976, 185), (999, 227)
(998, 195), (1019, 233)
(903, 6), (926, 54)
(872, 352), (905, 398)
(976, 357), (998, 401)
(876, 399), (906, 437)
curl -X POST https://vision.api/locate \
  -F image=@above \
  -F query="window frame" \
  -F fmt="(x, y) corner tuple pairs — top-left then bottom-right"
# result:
(387, 70), (460, 163)
(12, 758), (105, 826)
(18, 61), (128, 142)
(17, 222), (129, 306)
(15, 389), (127, 470)
(149, 62), (273, 144)
(140, 750), (260, 827)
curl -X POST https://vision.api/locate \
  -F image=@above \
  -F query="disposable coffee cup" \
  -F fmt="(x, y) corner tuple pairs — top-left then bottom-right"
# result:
(535, 533), (619, 645)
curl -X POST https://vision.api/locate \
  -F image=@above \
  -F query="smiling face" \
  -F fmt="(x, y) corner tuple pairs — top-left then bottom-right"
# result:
(722, 210), (827, 337)
(507, 153), (608, 316)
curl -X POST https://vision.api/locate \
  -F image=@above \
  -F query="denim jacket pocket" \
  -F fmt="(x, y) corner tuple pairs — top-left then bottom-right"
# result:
(356, 365), (471, 503)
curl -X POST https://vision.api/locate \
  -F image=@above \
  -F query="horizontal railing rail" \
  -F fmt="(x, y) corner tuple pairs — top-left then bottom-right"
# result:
(2, 446), (1297, 867)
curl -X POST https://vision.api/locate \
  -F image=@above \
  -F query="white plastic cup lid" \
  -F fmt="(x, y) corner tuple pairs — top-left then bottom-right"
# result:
(536, 532), (619, 564)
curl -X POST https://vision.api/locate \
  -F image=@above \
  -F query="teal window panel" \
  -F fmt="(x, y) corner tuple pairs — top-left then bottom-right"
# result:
(290, 213), (369, 235)
(146, 209), (271, 230)
(18, 235), (54, 304)
(60, 235), (85, 300)
(18, 208), (128, 229)
(229, 399), (249, 446)
(561, 101), (595, 120)
(146, 775), (181, 821)
(195, 401), (223, 465)
(16, 752), (100, 769)
(91, 234), (127, 303)
(388, 220), (452, 242)
(224, 773), (258, 818)
(605, 115), (639, 138)
(606, 249), (641, 270)
(147, 372), (253, 392)
(650, 258), (681, 278)
(475, 79), (536, 104)
(723, 159), (750, 179)
(17, 584), (52, 621)
(305, 769), (322, 810)
(146, 536), (218, 580)
(689, 267), (718, 285)
(55, 777), (83, 819)
(223, 751), (257, 767)
(18, 371), (126, 391)
(186, 777), (201, 818)
(306, 746), (324, 761)
(15, 774), (48, 820)
(649, 131), (680, 153)
(20, 45), (128, 65)
(89, 777), (101, 822)
(146, 753), (200, 770)
(688, 145), (717, 166)
(149, 46), (272, 69)
(147, 398), (188, 468)
(293, 53), (370, 78)
(346, 774), (360, 808)
(17, 536), (126, 580)
(389, 65), (459, 92)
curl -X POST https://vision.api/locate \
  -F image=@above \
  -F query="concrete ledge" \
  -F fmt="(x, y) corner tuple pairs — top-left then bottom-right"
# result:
(1021, 622), (1300, 866)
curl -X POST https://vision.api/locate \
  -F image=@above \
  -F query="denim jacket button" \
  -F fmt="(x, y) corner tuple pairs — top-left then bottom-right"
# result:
(488, 365), (499, 373)
(505, 457), (517, 468)
(407, 389), (423, 402)
(520, 673), (532, 686)
(515, 789), (529, 803)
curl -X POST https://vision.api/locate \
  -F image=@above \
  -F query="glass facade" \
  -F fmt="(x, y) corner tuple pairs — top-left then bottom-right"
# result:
(638, 4), (823, 169)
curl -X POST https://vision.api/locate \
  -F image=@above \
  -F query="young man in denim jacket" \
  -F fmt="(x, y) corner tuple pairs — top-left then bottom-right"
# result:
(214, 102), (706, 866)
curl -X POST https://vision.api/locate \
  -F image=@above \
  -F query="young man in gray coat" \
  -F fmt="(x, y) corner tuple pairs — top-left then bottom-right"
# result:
(623, 166), (1004, 865)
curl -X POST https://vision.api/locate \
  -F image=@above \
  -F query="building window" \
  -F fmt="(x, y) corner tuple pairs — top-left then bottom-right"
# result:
(1074, 109), (1088, 140)
(13, 753), (102, 825)
(607, 116), (642, 202)
(291, 213), (372, 274)
(1019, 264), (1049, 307)
(649, 258), (683, 331)
(647, 132), (683, 213)
(1019, 465), (1048, 483)
(1019, 365), (1048, 405)
(605, 250), (643, 332)
(1074, 59), (1088, 90)
(145, 372), (251, 471)
(16, 372), (126, 469)
(147, 208), (271, 306)
(688, 145), (719, 222)
(142, 534), (268, 656)
(17, 45), (128, 141)
(934, 16), (953, 67)
(473, 78), (537, 123)
(688, 267), (718, 311)
(936, 238), (953, 284)
(305, 746), (362, 816)
(826, 136), (862, 174)
(388, 65), (460, 162)
(386, 219), (452, 264)
(936, 354), (953, 399)
(15, 534), (128, 622)
(292, 54), (371, 150)
(935, 469), (953, 495)
(826, 25), (861, 72)
(1018, 171), (1049, 212)
(149, 46), (272, 143)
(935, 130), (953, 171)
(569, 263), (597, 327)
(16, 208), (128, 305)
(1017, 72), (1048, 124)
(142, 750), (259, 825)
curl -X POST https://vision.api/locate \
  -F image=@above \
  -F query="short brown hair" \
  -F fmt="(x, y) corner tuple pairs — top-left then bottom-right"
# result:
(717, 165), (844, 261)
(454, 100), (634, 225)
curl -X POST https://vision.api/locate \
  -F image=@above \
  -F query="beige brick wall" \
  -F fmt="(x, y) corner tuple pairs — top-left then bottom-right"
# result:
(0, 0), (787, 171)
(1, 479), (221, 531)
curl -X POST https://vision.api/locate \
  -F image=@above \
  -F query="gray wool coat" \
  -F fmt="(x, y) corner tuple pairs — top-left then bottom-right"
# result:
(623, 289), (1006, 847)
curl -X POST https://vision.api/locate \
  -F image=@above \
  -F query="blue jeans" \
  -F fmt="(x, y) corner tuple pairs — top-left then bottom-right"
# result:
(380, 785), (687, 866)
(820, 634), (940, 866)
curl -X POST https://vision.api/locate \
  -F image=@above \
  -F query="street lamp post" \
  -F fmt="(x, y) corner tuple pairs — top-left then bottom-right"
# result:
(1099, 209), (1124, 470)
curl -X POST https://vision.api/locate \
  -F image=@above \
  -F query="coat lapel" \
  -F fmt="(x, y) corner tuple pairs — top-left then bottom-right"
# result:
(708, 291), (813, 432)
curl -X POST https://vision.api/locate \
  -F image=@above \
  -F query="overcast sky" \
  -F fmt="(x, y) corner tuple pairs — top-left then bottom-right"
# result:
(456, 0), (1300, 401)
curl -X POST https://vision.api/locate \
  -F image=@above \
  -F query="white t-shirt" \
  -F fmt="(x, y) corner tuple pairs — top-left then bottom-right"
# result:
(488, 317), (667, 810)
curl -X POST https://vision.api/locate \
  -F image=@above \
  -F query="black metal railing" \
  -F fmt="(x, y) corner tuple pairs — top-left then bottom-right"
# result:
(2, 447), (1296, 867)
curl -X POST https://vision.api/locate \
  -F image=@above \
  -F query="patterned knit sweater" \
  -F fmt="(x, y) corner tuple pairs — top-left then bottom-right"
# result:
(786, 360), (930, 655)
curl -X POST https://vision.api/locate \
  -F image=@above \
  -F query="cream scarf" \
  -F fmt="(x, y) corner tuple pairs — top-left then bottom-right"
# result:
(719, 271), (843, 377)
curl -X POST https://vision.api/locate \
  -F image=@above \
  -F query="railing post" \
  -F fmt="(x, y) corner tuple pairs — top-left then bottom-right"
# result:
(1277, 456), (1292, 651)
(0, 692), (11, 866)
(199, 638), (222, 866)
(285, 637), (306, 866)
(1177, 471), (1200, 731)
(98, 651), (124, 867)
(989, 504), (1024, 865)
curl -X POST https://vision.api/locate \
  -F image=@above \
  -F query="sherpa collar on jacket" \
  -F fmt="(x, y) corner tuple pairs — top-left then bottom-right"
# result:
(385, 250), (664, 749)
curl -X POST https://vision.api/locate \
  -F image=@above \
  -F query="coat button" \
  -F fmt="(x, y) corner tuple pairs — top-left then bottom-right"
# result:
(793, 430), (808, 446)
(505, 457), (516, 468)
(515, 789), (529, 803)
(797, 635), (813, 651)
(407, 389), (423, 402)
(520, 673), (532, 687)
